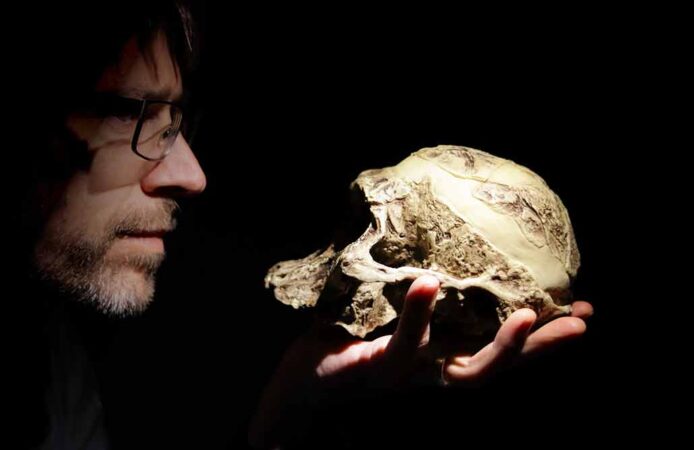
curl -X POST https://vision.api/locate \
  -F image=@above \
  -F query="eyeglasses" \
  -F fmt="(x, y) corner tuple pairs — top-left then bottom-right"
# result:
(80, 93), (185, 161)
(131, 98), (184, 161)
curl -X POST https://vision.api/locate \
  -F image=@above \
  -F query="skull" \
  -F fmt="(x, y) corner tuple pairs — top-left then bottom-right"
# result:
(265, 145), (580, 348)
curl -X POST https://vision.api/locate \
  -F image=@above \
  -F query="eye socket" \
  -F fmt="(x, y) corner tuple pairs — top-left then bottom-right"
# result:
(109, 112), (138, 124)
(162, 126), (177, 140)
(103, 110), (139, 132)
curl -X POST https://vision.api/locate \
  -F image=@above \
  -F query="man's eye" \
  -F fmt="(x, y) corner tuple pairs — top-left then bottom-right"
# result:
(162, 127), (177, 139)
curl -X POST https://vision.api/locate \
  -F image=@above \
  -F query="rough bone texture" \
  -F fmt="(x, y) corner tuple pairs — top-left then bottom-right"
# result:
(266, 145), (580, 343)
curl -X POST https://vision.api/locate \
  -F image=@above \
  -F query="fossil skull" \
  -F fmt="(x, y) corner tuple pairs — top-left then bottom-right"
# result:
(265, 145), (579, 343)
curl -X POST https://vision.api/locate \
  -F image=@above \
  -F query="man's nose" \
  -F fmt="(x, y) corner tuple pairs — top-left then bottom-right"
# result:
(141, 134), (207, 197)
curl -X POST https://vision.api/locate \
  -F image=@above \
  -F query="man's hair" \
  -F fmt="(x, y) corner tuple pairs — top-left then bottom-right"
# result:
(30, 0), (201, 137)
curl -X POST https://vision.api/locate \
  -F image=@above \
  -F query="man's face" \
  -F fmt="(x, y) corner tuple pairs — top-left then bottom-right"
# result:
(34, 31), (206, 316)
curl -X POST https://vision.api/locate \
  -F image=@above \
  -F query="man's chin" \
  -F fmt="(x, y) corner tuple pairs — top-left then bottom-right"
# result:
(85, 266), (159, 317)
(34, 235), (165, 317)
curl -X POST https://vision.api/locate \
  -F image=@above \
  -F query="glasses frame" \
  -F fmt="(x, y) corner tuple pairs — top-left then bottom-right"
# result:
(71, 92), (188, 162)
(131, 98), (184, 162)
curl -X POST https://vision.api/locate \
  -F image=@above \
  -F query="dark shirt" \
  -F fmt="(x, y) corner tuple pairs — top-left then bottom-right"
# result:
(40, 299), (111, 450)
(7, 275), (113, 450)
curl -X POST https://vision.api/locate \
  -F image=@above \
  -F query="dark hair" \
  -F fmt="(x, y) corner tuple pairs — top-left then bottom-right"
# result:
(27, 1), (200, 129)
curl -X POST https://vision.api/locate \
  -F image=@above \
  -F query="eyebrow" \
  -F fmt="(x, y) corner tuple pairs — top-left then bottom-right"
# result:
(119, 86), (184, 102)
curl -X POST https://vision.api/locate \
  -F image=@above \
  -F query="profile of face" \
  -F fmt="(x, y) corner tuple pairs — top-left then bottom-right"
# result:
(34, 31), (206, 316)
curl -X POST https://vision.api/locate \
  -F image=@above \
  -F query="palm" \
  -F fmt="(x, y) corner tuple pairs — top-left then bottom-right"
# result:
(249, 276), (592, 447)
(297, 276), (592, 383)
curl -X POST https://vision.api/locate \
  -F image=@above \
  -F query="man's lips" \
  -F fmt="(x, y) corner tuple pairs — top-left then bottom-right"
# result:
(114, 230), (169, 253)
(117, 230), (169, 238)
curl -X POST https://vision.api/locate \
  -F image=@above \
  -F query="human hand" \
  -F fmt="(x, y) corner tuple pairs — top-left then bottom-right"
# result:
(286, 275), (592, 384)
(248, 275), (592, 447)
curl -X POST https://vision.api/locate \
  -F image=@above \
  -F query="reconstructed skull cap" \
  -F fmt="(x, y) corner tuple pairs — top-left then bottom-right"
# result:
(266, 145), (580, 342)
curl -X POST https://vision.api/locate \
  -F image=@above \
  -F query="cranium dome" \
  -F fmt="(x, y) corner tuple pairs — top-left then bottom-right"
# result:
(266, 145), (580, 345)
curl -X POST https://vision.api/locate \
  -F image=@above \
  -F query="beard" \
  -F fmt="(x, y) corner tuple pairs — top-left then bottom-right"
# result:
(34, 200), (178, 317)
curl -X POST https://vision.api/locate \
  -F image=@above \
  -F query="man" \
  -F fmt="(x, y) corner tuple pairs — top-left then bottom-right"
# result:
(8, 2), (592, 448)
(9, 2), (204, 448)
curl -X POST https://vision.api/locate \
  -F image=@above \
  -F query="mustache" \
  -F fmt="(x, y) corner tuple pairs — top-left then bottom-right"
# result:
(110, 200), (180, 237)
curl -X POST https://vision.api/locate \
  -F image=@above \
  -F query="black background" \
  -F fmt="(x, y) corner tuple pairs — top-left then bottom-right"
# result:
(43, 4), (668, 449)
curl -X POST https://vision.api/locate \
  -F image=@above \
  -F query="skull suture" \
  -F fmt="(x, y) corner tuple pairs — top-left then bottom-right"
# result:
(266, 146), (580, 348)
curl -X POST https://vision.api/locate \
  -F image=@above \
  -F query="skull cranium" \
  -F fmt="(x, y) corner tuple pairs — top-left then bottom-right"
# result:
(266, 145), (579, 347)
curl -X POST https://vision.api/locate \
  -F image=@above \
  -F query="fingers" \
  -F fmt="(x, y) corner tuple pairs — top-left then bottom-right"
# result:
(571, 301), (594, 319)
(445, 309), (589, 385)
(521, 316), (586, 358)
(444, 308), (537, 383)
(382, 275), (439, 374)
(390, 275), (439, 350)
(518, 300), (591, 355)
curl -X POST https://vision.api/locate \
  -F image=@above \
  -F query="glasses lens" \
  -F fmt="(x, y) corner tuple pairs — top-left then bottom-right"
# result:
(134, 102), (183, 160)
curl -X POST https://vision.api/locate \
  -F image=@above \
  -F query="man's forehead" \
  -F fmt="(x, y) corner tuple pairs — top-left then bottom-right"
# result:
(96, 33), (183, 101)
